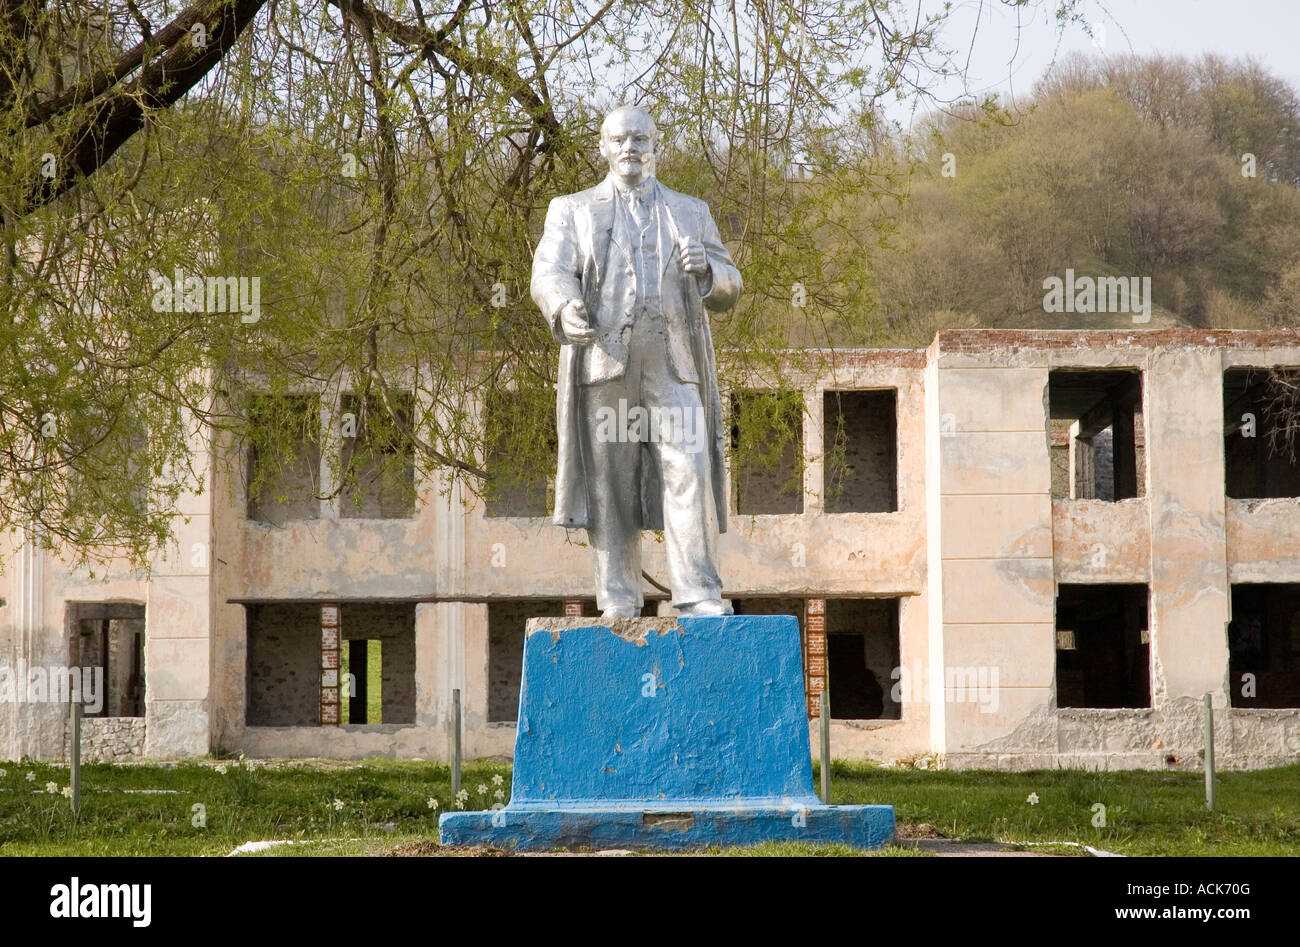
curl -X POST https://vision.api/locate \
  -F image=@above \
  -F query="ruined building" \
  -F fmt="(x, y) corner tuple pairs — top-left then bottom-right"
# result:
(3, 329), (1300, 769)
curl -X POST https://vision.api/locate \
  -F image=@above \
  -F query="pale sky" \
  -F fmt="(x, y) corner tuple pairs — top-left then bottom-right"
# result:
(891, 0), (1300, 127)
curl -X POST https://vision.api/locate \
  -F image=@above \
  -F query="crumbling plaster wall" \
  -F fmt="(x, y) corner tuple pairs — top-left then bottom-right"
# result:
(934, 332), (1300, 770)
(929, 339), (1056, 762)
(13, 333), (1300, 768)
(210, 383), (460, 757)
(0, 403), (211, 762)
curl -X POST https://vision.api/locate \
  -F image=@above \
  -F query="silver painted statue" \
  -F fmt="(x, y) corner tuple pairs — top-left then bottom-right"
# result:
(531, 106), (742, 618)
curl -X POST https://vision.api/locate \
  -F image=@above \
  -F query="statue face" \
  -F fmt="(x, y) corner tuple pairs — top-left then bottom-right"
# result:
(600, 109), (656, 185)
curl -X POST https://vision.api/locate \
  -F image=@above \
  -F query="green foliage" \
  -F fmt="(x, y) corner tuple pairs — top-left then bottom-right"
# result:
(6, 0), (1054, 565)
(876, 55), (1300, 334)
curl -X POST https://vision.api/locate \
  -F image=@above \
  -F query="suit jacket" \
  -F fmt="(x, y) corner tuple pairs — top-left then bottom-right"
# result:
(531, 175), (742, 531)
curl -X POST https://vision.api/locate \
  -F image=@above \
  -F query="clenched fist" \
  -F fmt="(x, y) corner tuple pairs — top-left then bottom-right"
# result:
(678, 237), (710, 277)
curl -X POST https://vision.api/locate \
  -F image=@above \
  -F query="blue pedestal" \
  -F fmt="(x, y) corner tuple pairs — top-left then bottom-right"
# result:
(439, 615), (894, 851)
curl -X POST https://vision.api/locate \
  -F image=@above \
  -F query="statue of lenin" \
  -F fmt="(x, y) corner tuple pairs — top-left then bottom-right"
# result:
(530, 106), (742, 618)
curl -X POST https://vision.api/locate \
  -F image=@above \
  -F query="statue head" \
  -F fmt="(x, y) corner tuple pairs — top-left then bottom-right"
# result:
(600, 106), (657, 187)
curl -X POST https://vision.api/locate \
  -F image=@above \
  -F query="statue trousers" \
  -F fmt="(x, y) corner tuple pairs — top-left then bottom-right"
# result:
(579, 307), (723, 610)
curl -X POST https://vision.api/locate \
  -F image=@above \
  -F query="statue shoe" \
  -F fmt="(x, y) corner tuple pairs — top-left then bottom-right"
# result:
(676, 599), (733, 617)
(601, 605), (641, 619)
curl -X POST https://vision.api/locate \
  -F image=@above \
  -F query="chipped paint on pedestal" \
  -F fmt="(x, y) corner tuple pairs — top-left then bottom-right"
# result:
(439, 615), (894, 850)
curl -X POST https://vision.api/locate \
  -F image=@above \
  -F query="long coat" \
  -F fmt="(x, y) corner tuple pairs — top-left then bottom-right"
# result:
(530, 175), (742, 532)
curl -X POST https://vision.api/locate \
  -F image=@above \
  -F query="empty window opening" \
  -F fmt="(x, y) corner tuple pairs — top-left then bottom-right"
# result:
(339, 393), (416, 519)
(731, 390), (804, 514)
(1223, 368), (1300, 499)
(823, 390), (898, 513)
(1228, 584), (1300, 709)
(246, 602), (414, 726)
(246, 603), (323, 727)
(340, 639), (383, 724)
(66, 603), (145, 717)
(65, 412), (150, 521)
(826, 599), (900, 720)
(246, 393), (322, 524)
(341, 604), (414, 725)
(1048, 370), (1144, 500)
(484, 389), (557, 518)
(1055, 584), (1150, 708)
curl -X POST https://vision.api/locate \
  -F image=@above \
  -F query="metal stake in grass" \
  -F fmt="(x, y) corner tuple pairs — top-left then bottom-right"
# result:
(69, 690), (81, 812)
(452, 688), (462, 801)
(1203, 692), (1216, 812)
(820, 689), (831, 803)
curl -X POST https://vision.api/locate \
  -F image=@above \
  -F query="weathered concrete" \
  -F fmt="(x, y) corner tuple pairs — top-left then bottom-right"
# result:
(928, 332), (1300, 769)
(4, 332), (1300, 770)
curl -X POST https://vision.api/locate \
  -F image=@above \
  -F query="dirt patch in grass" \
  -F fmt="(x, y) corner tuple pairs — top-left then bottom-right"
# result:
(895, 822), (945, 839)
(384, 840), (513, 857)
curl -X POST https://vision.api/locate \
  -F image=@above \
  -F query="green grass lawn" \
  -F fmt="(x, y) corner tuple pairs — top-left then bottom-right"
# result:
(0, 758), (1296, 856)
(823, 761), (1300, 856)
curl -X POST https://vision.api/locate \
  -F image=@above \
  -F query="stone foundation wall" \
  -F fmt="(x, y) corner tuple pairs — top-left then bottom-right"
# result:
(64, 716), (146, 762)
(946, 699), (1300, 771)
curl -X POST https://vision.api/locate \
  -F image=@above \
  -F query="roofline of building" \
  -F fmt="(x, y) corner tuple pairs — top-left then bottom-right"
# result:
(930, 327), (1300, 351)
(716, 328), (1300, 363)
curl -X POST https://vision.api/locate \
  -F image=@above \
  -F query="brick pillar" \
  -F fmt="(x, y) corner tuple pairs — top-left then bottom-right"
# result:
(806, 598), (826, 717)
(563, 599), (584, 617)
(320, 604), (340, 725)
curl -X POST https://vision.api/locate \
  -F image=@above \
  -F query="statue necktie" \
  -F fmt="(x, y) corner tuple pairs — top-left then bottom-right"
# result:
(626, 187), (649, 229)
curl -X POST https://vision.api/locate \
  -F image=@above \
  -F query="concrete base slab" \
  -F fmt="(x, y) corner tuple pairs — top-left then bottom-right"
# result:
(439, 802), (895, 851)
